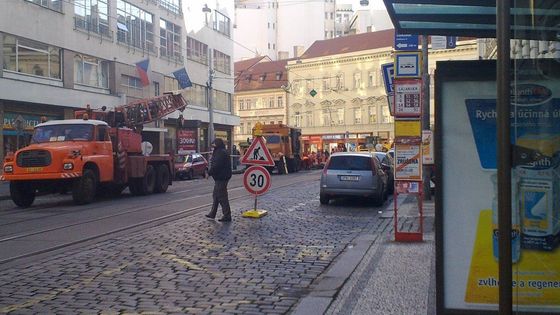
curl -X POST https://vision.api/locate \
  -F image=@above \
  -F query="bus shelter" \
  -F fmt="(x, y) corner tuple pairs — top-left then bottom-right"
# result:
(382, 0), (560, 313)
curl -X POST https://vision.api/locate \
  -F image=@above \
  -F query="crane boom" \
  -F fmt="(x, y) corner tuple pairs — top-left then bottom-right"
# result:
(75, 91), (188, 128)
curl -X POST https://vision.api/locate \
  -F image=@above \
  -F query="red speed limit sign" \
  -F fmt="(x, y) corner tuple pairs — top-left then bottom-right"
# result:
(243, 165), (271, 195)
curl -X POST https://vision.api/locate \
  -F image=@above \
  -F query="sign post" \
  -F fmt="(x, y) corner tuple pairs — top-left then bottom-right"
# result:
(240, 122), (274, 218)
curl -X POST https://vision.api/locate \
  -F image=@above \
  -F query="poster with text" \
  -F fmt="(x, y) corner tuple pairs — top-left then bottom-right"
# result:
(395, 143), (422, 180)
(177, 129), (197, 154)
(439, 61), (560, 313)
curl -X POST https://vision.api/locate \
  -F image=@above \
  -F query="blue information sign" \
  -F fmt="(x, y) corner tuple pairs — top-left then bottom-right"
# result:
(381, 63), (394, 94)
(394, 34), (419, 50)
(446, 36), (457, 49)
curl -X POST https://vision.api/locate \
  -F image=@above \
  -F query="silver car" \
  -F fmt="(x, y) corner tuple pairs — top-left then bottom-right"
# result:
(320, 152), (388, 206)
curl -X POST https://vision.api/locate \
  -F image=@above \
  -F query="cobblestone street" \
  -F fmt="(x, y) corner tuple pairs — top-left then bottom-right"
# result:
(0, 179), (394, 314)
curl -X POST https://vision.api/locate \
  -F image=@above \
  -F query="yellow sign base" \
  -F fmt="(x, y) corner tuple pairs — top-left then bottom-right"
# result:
(242, 209), (268, 218)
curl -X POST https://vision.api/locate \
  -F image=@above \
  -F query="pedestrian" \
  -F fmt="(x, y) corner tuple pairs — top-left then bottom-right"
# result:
(205, 138), (232, 222)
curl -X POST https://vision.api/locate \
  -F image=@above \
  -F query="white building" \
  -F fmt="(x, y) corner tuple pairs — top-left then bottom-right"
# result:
(233, 0), (337, 61)
(0, 0), (238, 158)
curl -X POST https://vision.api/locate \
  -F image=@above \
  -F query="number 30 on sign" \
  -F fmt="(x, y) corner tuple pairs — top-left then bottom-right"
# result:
(243, 165), (271, 195)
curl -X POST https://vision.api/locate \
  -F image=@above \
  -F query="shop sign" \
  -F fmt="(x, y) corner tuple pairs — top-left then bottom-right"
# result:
(395, 143), (422, 180)
(309, 136), (322, 142)
(177, 129), (197, 154)
(322, 134), (343, 140)
(300, 136), (310, 141)
(3, 113), (59, 131)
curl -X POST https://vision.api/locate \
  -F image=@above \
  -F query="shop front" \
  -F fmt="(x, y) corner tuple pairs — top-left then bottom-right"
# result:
(179, 120), (233, 155)
(301, 131), (392, 154)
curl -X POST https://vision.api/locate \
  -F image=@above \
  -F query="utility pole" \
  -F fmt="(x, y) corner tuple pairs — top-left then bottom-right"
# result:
(421, 35), (431, 200)
(207, 58), (214, 150)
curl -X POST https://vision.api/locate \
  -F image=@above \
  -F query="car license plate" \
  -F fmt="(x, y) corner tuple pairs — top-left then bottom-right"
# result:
(340, 175), (359, 181)
(26, 167), (43, 173)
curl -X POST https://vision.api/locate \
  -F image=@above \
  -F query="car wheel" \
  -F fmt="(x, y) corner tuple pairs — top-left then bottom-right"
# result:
(187, 169), (194, 180)
(320, 193), (330, 205)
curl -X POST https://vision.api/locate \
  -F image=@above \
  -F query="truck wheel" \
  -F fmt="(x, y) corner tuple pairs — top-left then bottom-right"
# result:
(10, 181), (36, 208)
(139, 165), (156, 195)
(154, 165), (170, 193)
(128, 179), (142, 196)
(72, 169), (97, 205)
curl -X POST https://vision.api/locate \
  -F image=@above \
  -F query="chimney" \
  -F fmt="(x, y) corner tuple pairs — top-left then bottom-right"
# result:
(278, 51), (289, 60)
(293, 46), (305, 58)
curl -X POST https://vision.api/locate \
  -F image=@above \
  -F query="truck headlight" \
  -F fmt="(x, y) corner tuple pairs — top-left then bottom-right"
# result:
(4, 165), (13, 173)
(63, 163), (74, 170)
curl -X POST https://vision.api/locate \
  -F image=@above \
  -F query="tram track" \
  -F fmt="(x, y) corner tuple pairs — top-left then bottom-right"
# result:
(0, 172), (320, 266)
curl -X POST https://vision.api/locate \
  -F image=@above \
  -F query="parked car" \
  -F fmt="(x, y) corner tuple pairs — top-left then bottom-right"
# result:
(373, 151), (395, 194)
(320, 152), (388, 206)
(174, 153), (208, 180)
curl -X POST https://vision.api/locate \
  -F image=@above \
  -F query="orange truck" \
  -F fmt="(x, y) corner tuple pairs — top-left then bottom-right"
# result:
(1, 92), (187, 208)
(255, 123), (302, 174)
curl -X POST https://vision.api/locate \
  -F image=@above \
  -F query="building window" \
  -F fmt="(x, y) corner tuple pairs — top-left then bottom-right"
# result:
(368, 106), (377, 123)
(382, 105), (392, 123)
(239, 99), (244, 110)
(74, 54), (109, 88)
(322, 78), (330, 91)
(213, 10), (231, 37)
(213, 49), (231, 74)
(239, 123), (244, 135)
(159, 0), (181, 15)
(335, 73), (345, 89)
(154, 81), (160, 96)
(368, 71), (376, 87)
(277, 96), (283, 108)
(325, 12), (328, 19)
(3, 35), (61, 79)
(322, 109), (331, 126)
(353, 72), (362, 89)
(337, 108), (345, 125)
(354, 108), (362, 124)
(269, 97), (274, 108)
(160, 19), (182, 60)
(294, 112), (302, 127)
(26, 0), (62, 12)
(74, 0), (110, 37)
(121, 75), (143, 89)
(117, 0), (154, 52)
(278, 121), (282, 124)
(186, 37), (208, 65)
(324, 31), (328, 38)
(212, 90), (232, 112)
(183, 83), (207, 107)
(305, 111), (313, 127)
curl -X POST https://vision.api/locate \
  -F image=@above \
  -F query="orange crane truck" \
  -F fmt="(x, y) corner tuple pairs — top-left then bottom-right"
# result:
(1, 92), (187, 208)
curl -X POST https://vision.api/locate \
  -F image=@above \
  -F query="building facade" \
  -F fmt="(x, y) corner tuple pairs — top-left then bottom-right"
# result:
(0, 0), (237, 159)
(286, 30), (479, 154)
(233, 0), (337, 61)
(233, 57), (289, 146)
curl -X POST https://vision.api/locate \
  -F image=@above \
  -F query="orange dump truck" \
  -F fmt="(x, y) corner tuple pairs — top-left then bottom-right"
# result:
(255, 124), (302, 174)
(1, 92), (187, 207)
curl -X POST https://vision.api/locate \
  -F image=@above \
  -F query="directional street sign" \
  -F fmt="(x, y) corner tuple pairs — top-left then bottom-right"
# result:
(243, 165), (271, 195)
(381, 63), (394, 94)
(394, 34), (418, 51)
(240, 136), (275, 166)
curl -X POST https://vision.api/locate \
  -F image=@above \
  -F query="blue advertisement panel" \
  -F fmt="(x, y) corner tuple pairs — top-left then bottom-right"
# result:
(437, 60), (560, 313)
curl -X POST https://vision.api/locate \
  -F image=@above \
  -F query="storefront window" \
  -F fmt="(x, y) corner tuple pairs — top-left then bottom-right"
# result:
(2, 35), (61, 79)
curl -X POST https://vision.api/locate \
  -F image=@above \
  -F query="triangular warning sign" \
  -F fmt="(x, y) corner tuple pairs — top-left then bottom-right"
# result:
(241, 136), (275, 166)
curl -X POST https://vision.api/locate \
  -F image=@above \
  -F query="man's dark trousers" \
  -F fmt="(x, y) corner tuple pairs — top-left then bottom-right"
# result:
(209, 179), (231, 219)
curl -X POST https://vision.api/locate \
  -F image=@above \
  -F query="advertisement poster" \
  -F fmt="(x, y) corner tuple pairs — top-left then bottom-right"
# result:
(422, 130), (433, 164)
(395, 143), (422, 180)
(394, 79), (422, 117)
(177, 129), (197, 154)
(439, 61), (560, 313)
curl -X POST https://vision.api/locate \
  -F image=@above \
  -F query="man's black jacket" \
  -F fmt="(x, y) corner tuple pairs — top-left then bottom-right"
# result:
(209, 146), (232, 180)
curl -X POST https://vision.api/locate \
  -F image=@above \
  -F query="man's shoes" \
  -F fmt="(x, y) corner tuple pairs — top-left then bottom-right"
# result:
(205, 214), (215, 220)
(218, 217), (232, 222)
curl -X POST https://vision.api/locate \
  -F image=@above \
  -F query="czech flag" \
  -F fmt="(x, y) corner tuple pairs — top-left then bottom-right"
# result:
(135, 58), (150, 87)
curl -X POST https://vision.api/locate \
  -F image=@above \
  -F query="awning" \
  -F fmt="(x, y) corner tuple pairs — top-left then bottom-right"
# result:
(383, 0), (560, 40)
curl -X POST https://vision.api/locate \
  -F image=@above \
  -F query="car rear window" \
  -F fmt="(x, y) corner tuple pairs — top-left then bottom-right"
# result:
(327, 156), (372, 171)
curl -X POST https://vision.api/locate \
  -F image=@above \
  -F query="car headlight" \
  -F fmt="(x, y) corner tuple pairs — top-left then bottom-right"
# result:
(63, 162), (74, 170)
(4, 165), (13, 173)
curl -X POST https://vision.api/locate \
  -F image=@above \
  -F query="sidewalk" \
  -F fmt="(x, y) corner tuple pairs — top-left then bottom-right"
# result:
(293, 200), (436, 315)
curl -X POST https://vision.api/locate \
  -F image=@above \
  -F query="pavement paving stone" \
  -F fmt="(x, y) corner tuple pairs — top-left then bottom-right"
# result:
(0, 180), (391, 314)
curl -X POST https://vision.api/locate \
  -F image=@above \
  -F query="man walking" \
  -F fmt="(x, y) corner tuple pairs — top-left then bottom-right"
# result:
(206, 138), (232, 222)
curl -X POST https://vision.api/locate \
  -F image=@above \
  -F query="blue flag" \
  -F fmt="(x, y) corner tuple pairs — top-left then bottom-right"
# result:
(173, 67), (192, 89)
